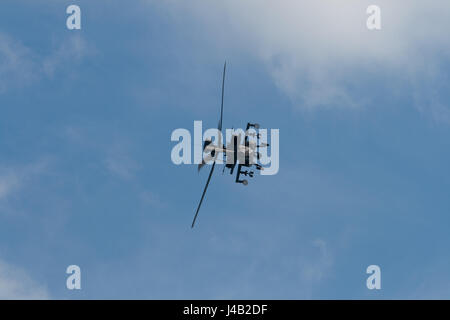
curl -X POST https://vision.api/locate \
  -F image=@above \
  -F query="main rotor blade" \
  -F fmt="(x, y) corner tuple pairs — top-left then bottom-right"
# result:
(191, 161), (216, 228)
(218, 62), (226, 132)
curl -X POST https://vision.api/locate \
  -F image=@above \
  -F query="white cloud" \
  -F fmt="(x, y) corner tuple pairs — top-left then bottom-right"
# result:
(0, 32), (37, 93)
(300, 239), (333, 284)
(105, 144), (140, 181)
(0, 170), (20, 201)
(105, 154), (140, 180)
(43, 34), (91, 77)
(0, 260), (49, 299)
(0, 32), (91, 93)
(139, 190), (166, 208)
(0, 160), (49, 205)
(153, 1), (450, 113)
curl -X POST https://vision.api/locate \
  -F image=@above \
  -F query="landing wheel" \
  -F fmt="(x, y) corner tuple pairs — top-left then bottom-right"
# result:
(242, 180), (248, 186)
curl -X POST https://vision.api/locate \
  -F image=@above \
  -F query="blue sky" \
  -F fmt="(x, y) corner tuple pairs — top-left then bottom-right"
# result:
(1, 0), (450, 299)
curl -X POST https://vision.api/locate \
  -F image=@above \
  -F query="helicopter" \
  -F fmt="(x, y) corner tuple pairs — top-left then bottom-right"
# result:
(191, 62), (269, 228)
